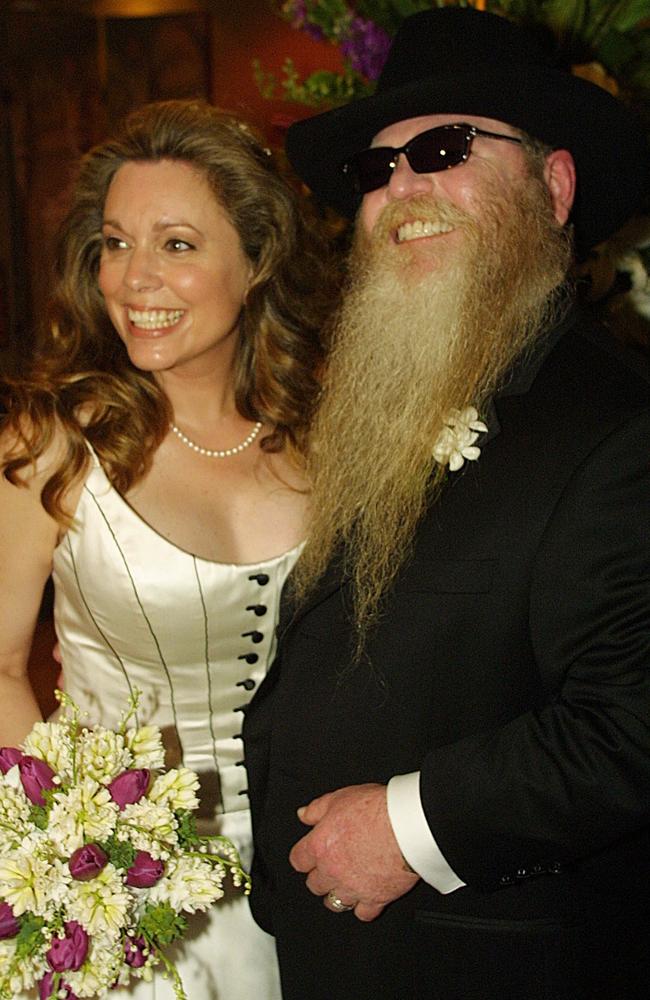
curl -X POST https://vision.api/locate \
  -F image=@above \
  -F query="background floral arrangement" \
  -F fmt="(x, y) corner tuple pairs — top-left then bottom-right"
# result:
(255, 0), (650, 349)
(259, 0), (650, 111)
(0, 692), (249, 1000)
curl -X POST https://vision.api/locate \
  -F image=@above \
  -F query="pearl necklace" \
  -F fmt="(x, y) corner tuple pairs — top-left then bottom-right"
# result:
(170, 420), (263, 458)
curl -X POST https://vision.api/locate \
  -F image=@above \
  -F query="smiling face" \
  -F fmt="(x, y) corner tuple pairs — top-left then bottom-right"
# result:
(98, 158), (252, 380)
(358, 113), (559, 261)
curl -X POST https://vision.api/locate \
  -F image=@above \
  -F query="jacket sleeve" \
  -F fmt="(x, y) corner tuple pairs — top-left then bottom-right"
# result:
(419, 409), (650, 890)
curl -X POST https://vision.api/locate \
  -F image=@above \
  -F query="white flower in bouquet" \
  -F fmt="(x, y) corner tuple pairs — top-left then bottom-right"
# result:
(0, 848), (51, 917)
(47, 781), (119, 855)
(148, 855), (226, 914)
(0, 785), (32, 849)
(0, 938), (46, 997)
(118, 800), (179, 856)
(148, 769), (200, 812)
(125, 726), (165, 771)
(38, 858), (73, 912)
(22, 722), (74, 780)
(66, 862), (131, 936)
(76, 729), (131, 785)
(0, 689), (250, 1000)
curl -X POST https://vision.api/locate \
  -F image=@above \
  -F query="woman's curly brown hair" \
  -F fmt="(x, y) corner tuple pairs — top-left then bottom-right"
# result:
(1, 99), (335, 521)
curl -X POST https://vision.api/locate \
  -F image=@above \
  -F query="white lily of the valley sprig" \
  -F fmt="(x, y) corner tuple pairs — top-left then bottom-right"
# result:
(433, 406), (488, 472)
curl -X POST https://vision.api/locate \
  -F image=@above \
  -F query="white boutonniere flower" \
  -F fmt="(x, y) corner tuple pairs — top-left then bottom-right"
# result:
(433, 406), (488, 472)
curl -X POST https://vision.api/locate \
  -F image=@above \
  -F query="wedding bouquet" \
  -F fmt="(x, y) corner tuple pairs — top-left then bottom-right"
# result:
(0, 691), (250, 1000)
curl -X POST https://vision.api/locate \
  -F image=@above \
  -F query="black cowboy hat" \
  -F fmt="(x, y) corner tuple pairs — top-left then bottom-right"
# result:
(285, 6), (649, 251)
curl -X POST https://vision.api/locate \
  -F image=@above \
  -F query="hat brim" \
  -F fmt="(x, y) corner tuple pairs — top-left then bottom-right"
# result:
(286, 63), (649, 251)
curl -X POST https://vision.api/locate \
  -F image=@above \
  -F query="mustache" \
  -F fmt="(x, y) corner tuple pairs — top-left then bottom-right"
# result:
(369, 194), (477, 245)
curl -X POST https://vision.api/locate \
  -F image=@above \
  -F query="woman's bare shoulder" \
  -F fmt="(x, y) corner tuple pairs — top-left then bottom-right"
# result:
(0, 416), (88, 522)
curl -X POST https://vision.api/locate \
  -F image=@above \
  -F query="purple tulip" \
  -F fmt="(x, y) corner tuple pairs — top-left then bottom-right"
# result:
(0, 901), (19, 939)
(18, 756), (56, 806)
(0, 747), (24, 774)
(68, 843), (108, 881)
(123, 934), (148, 968)
(108, 769), (150, 810)
(125, 850), (164, 888)
(39, 971), (78, 999)
(46, 920), (89, 972)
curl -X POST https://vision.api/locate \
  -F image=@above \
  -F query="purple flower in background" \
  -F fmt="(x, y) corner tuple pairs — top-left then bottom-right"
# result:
(69, 843), (108, 881)
(39, 971), (78, 999)
(0, 901), (19, 939)
(18, 756), (56, 806)
(341, 16), (392, 80)
(123, 934), (148, 968)
(108, 768), (150, 810)
(303, 21), (327, 41)
(125, 850), (165, 888)
(285, 0), (326, 40)
(0, 747), (24, 774)
(46, 920), (89, 972)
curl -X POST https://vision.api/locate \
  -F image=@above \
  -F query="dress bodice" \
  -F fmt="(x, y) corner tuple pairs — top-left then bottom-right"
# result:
(51, 451), (300, 819)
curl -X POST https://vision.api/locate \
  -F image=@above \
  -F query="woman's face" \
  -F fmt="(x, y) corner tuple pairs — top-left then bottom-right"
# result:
(98, 158), (252, 379)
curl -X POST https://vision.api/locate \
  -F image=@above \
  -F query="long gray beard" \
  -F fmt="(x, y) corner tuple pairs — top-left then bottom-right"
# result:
(295, 173), (572, 640)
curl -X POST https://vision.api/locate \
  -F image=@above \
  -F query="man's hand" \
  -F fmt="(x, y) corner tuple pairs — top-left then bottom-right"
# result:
(289, 783), (419, 921)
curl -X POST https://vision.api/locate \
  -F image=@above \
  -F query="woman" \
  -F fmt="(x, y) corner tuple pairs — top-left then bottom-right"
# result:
(0, 99), (333, 998)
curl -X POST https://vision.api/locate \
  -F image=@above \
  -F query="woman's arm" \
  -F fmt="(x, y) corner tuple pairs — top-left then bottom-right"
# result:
(0, 436), (61, 744)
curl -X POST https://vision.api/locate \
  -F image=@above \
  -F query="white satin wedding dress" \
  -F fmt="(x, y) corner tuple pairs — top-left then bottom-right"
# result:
(49, 450), (297, 998)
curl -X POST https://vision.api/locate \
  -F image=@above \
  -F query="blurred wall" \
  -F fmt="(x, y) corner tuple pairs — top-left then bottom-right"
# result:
(0, 1), (341, 369)
(207, 0), (343, 140)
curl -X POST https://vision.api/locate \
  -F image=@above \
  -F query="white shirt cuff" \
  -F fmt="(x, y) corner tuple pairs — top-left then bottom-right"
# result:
(386, 771), (466, 894)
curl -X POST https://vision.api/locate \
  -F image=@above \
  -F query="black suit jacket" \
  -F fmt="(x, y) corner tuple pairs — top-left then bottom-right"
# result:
(244, 309), (650, 1000)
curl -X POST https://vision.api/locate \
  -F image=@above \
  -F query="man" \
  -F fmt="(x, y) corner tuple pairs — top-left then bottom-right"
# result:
(243, 8), (650, 999)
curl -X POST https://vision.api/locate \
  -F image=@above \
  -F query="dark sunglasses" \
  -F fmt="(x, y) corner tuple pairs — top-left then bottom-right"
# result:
(341, 123), (523, 195)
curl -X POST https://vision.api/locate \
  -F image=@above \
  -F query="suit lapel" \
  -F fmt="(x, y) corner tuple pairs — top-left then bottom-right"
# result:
(477, 303), (579, 452)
